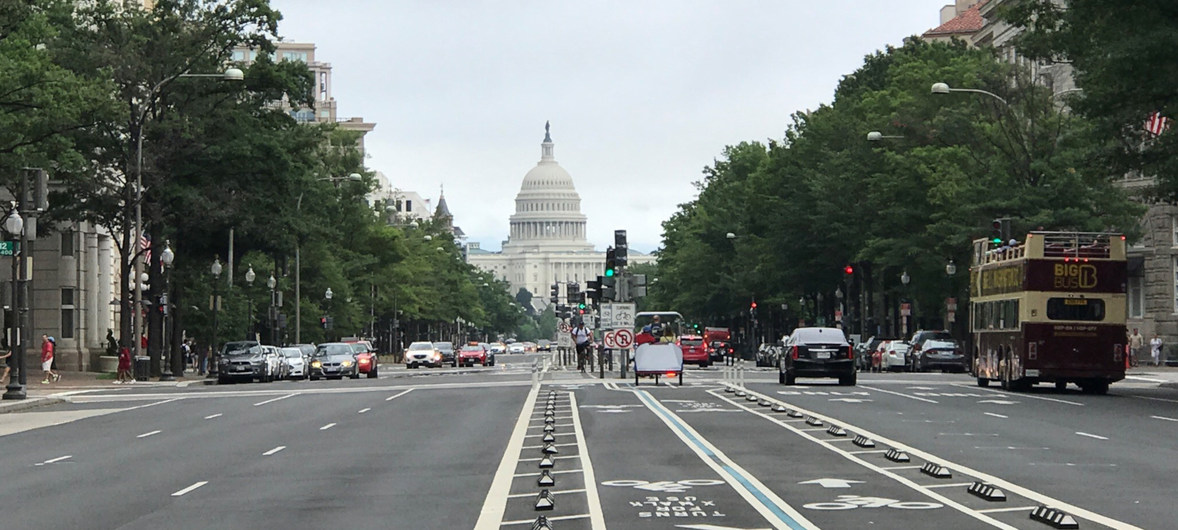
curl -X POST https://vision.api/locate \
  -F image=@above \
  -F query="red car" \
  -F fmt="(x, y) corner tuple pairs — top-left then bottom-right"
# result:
(344, 338), (379, 378)
(678, 335), (711, 367)
(458, 343), (493, 367)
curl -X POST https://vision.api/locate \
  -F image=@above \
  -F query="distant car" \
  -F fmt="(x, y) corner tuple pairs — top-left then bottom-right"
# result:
(346, 340), (379, 378)
(779, 327), (855, 386)
(508, 343), (526, 354)
(912, 339), (967, 372)
(678, 335), (710, 367)
(881, 341), (910, 372)
(522, 342), (538, 353)
(855, 336), (884, 372)
(217, 341), (264, 383)
(756, 343), (780, 368)
(537, 340), (552, 352)
(435, 341), (456, 367)
(488, 343), (506, 355)
(458, 343), (494, 367)
(404, 341), (441, 369)
(906, 330), (954, 366)
(309, 342), (360, 380)
(261, 346), (286, 381)
(708, 341), (733, 363)
(280, 347), (309, 380)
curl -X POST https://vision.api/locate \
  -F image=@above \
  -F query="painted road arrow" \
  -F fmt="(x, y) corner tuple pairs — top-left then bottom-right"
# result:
(798, 478), (865, 488)
(977, 399), (1020, 405)
(676, 525), (772, 530)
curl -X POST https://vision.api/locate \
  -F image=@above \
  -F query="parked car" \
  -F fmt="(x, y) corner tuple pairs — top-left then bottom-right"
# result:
(881, 341), (910, 372)
(309, 342), (360, 380)
(344, 339), (379, 378)
(217, 341), (267, 384)
(756, 342), (781, 368)
(488, 343), (506, 355)
(404, 341), (441, 369)
(435, 341), (457, 367)
(778, 327), (856, 386)
(906, 329), (954, 366)
(678, 335), (710, 367)
(708, 341), (734, 363)
(508, 343), (526, 354)
(854, 336), (884, 372)
(280, 347), (309, 380)
(458, 343), (494, 367)
(911, 339), (967, 372)
(261, 345), (286, 381)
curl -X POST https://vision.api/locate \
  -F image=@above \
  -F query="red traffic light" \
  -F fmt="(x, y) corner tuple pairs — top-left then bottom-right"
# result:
(750, 301), (757, 309)
(844, 265), (854, 275)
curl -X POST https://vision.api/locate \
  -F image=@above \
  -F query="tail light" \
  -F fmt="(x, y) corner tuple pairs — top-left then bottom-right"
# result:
(844, 346), (853, 359)
(666, 371), (677, 377)
(728, 347), (734, 354)
(791, 346), (799, 360)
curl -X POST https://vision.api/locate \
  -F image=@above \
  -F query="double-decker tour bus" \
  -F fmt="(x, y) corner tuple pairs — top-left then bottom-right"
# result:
(970, 231), (1127, 394)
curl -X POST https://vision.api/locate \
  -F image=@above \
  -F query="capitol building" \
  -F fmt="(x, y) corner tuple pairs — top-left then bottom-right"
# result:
(466, 124), (653, 310)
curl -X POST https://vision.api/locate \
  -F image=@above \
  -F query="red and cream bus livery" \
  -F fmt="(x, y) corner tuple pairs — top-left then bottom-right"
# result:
(970, 231), (1127, 394)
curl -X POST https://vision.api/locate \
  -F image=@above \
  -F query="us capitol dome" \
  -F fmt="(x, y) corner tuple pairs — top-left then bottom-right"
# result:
(501, 122), (595, 253)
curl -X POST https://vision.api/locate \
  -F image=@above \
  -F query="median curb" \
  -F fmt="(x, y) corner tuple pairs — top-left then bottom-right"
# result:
(0, 396), (66, 414)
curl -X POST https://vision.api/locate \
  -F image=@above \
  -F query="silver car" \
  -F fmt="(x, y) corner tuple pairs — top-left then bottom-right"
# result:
(280, 347), (308, 379)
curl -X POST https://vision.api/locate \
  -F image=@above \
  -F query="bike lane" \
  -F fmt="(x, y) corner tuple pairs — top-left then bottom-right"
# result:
(576, 381), (812, 529)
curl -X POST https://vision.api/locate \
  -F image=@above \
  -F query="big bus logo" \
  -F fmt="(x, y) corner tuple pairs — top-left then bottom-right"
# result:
(1053, 263), (1098, 289)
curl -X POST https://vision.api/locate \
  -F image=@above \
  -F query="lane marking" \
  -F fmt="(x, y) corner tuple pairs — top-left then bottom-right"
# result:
(319, 423), (336, 431)
(881, 465), (922, 470)
(520, 443), (578, 450)
(507, 488), (585, 498)
(1125, 375), (1166, 383)
(263, 446), (286, 456)
(984, 412), (1008, 419)
(725, 389), (1139, 530)
(858, 385), (939, 403)
(204, 413), (222, 420)
(137, 430), (161, 438)
(1151, 415), (1178, 422)
(635, 390), (817, 530)
(35, 455), (72, 466)
(385, 388), (414, 401)
(1075, 432), (1108, 440)
(501, 513), (590, 526)
(254, 393), (297, 407)
(848, 449), (888, 455)
(951, 383), (1083, 406)
(67, 380), (533, 403)
(473, 383), (539, 529)
(564, 392), (608, 527)
(518, 455), (579, 462)
(1132, 395), (1178, 404)
(171, 481), (208, 497)
(358, 408), (371, 414)
(978, 506), (1038, 514)
(513, 469), (584, 477)
(924, 482), (973, 489)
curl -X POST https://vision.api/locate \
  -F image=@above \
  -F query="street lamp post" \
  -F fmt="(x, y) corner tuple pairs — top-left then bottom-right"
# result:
(158, 241), (175, 380)
(324, 287), (333, 341)
(866, 131), (905, 142)
(207, 257), (223, 378)
(244, 265), (255, 340)
(930, 82), (1008, 106)
(900, 270), (911, 338)
(2, 203), (24, 399)
(267, 274), (277, 346)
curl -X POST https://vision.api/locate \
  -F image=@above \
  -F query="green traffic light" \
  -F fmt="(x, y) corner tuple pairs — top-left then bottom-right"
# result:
(991, 237), (1003, 244)
(578, 303), (586, 309)
(605, 268), (615, 277)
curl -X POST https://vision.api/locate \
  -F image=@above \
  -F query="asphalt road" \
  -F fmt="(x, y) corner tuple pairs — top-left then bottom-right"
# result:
(1, 354), (1173, 529)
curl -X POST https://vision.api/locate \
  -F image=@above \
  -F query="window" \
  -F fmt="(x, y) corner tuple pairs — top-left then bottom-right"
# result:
(1173, 215), (1178, 246)
(60, 288), (75, 339)
(1047, 298), (1105, 321)
(232, 50), (246, 61)
(61, 229), (75, 257)
(281, 51), (308, 62)
(1129, 274), (1144, 318)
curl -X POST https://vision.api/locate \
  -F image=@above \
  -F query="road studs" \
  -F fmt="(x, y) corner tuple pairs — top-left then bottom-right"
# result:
(534, 489), (555, 511)
(758, 399), (772, 407)
(771, 404), (788, 412)
(541, 432), (555, 443)
(542, 443), (559, 454)
(852, 435), (876, 448)
(805, 416), (824, 427)
(537, 469), (555, 487)
(967, 482), (1007, 502)
(724, 385), (736, 393)
(544, 415), (555, 425)
(826, 425), (848, 437)
(734, 390), (747, 397)
(543, 423), (555, 433)
(920, 462), (952, 478)
(1029, 506), (1079, 529)
(538, 456), (555, 469)
(531, 515), (553, 530)
(787, 410), (804, 418)
(884, 448), (910, 463)
(746, 394), (759, 402)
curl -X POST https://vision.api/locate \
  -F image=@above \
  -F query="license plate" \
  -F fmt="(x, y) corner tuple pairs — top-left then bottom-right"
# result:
(816, 351), (830, 359)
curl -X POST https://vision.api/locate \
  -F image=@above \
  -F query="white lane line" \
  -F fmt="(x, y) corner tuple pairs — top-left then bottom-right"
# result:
(881, 465), (922, 470)
(171, 481), (208, 497)
(984, 412), (1008, 419)
(528, 423), (574, 429)
(473, 384), (539, 530)
(137, 430), (161, 438)
(924, 482), (974, 489)
(263, 446), (286, 456)
(1126, 375), (1167, 383)
(518, 455), (579, 462)
(1133, 395), (1178, 404)
(977, 506), (1038, 514)
(951, 383), (1084, 406)
(848, 449), (888, 455)
(501, 513), (590, 526)
(520, 443), (578, 450)
(727, 389), (1138, 530)
(513, 469), (584, 477)
(858, 385), (939, 403)
(320, 423), (336, 431)
(204, 413), (222, 420)
(253, 393), (297, 407)
(1151, 415), (1178, 422)
(507, 488), (585, 499)
(34, 455), (73, 466)
(358, 408), (371, 414)
(385, 388), (414, 401)
(1075, 431), (1109, 440)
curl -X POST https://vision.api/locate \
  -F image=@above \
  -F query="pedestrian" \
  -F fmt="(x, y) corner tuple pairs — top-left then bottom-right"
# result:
(1129, 328), (1144, 368)
(1150, 333), (1164, 367)
(40, 334), (59, 384)
(182, 340), (193, 372)
(116, 345), (133, 384)
(572, 321), (591, 371)
(0, 348), (10, 385)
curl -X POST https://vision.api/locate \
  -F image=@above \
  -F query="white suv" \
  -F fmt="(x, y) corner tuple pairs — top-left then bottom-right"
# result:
(404, 342), (441, 368)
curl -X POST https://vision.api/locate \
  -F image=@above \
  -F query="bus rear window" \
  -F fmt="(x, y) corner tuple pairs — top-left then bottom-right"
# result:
(1046, 298), (1105, 321)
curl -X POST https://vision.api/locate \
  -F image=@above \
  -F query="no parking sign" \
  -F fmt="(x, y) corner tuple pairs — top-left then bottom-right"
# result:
(614, 328), (635, 349)
(603, 330), (617, 349)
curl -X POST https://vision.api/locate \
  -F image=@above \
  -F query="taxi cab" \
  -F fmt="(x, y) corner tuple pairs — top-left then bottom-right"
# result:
(678, 335), (710, 367)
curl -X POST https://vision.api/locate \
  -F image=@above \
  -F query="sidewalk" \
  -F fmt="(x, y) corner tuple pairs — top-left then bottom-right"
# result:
(0, 369), (205, 413)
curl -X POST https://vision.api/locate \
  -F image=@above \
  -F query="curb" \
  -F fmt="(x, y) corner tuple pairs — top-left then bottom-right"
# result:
(1161, 382), (1178, 390)
(0, 396), (66, 414)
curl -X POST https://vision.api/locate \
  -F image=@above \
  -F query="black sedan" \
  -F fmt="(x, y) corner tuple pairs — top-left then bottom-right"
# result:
(778, 327), (856, 386)
(309, 342), (361, 380)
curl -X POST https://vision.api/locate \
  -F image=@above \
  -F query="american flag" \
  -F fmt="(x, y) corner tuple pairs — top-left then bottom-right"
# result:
(1146, 111), (1169, 136)
(140, 232), (151, 264)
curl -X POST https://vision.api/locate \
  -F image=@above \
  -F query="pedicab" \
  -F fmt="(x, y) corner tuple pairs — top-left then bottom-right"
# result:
(632, 311), (684, 386)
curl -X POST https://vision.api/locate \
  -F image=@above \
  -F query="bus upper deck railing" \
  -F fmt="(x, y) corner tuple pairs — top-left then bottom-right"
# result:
(973, 231), (1125, 267)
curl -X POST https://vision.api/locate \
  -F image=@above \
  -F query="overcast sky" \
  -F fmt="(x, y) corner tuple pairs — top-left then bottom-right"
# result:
(269, 1), (943, 254)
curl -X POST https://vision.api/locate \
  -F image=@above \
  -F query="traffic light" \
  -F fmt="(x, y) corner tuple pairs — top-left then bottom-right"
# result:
(628, 274), (647, 299)
(549, 282), (559, 304)
(586, 280), (600, 304)
(599, 275), (616, 301)
(750, 301), (757, 309)
(843, 265), (854, 276)
(990, 219), (1003, 245)
(604, 246), (617, 277)
(614, 230), (628, 269)
(566, 282), (579, 304)
(320, 316), (328, 329)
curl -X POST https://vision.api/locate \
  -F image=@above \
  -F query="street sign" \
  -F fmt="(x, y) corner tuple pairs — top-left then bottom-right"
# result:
(900, 303), (911, 317)
(0, 241), (17, 256)
(603, 330), (617, 349)
(600, 304), (614, 328)
(614, 328), (635, 349)
(557, 322), (571, 333)
(603, 302), (636, 329)
(557, 333), (573, 348)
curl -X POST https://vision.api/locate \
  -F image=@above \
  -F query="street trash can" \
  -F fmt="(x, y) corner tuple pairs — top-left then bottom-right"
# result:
(133, 356), (150, 381)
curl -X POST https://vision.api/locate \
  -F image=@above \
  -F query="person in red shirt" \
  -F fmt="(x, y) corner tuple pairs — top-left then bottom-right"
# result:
(117, 346), (133, 384)
(41, 334), (59, 383)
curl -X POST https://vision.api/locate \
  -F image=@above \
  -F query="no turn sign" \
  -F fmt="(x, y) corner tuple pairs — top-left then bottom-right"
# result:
(614, 328), (635, 349)
(603, 330), (617, 349)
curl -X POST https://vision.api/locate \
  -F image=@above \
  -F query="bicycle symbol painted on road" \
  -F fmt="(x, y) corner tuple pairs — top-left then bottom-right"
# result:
(603, 479), (725, 493)
(803, 495), (942, 511)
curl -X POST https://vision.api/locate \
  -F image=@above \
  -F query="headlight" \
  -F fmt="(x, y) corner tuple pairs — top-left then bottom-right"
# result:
(311, 360), (321, 368)
(341, 360), (353, 367)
